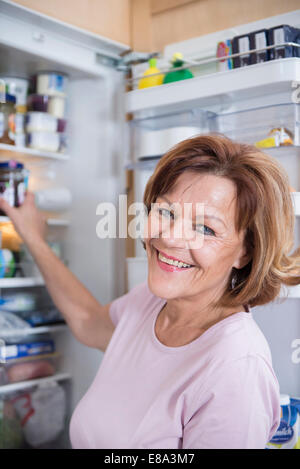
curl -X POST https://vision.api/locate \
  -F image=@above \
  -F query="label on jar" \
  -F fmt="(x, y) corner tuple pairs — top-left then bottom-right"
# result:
(17, 181), (26, 205)
(0, 113), (4, 138)
(0, 179), (15, 207)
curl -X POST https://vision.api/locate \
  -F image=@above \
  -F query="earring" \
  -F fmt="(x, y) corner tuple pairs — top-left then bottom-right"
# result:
(231, 269), (238, 289)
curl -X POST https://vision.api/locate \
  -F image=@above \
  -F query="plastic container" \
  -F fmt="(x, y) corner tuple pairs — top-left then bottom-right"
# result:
(34, 187), (72, 212)
(267, 394), (300, 449)
(8, 113), (25, 147)
(25, 112), (57, 133)
(163, 53), (194, 84)
(0, 353), (59, 385)
(0, 76), (29, 109)
(36, 72), (68, 97)
(57, 118), (67, 133)
(0, 160), (29, 215)
(135, 126), (200, 159)
(138, 58), (164, 89)
(27, 94), (66, 119)
(26, 132), (61, 153)
(0, 249), (16, 278)
(0, 94), (16, 144)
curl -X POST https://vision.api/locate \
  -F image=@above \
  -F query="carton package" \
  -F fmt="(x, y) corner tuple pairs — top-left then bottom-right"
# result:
(268, 24), (300, 60)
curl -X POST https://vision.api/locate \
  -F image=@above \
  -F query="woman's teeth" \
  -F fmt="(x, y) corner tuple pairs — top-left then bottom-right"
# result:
(158, 252), (192, 268)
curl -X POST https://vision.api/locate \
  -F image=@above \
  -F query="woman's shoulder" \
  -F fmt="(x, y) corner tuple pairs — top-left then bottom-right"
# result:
(109, 281), (163, 327)
(208, 310), (273, 366)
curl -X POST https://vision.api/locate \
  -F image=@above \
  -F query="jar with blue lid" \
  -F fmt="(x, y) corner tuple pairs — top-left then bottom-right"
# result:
(0, 160), (29, 216)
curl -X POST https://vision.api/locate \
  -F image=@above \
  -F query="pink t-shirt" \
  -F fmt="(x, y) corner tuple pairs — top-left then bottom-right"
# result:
(69, 281), (280, 449)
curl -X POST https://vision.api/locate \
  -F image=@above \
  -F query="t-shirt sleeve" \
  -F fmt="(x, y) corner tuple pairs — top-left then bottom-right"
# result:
(182, 355), (281, 449)
(109, 281), (148, 327)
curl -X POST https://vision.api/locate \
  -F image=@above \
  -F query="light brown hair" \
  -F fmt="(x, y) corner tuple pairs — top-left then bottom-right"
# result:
(143, 134), (300, 308)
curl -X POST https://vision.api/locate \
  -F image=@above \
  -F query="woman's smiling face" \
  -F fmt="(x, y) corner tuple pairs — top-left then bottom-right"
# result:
(144, 171), (249, 301)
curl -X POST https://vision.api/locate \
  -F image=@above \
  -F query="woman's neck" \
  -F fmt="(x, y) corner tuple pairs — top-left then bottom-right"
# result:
(158, 295), (246, 333)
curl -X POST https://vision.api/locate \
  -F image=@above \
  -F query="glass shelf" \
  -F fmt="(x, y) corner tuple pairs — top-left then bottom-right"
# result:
(125, 156), (162, 171)
(129, 108), (216, 131)
(0, 372), (71, 395)
(0, 143), (69, 162)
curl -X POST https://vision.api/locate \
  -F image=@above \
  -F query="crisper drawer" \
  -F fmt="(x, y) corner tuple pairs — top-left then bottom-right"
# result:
(0, 379), (69, 449)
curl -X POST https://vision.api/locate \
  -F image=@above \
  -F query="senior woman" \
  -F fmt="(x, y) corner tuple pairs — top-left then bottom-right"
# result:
(1, 134), (298, 449)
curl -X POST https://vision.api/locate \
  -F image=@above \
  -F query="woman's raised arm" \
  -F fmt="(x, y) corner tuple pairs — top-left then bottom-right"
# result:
(0, 193), (115, 352)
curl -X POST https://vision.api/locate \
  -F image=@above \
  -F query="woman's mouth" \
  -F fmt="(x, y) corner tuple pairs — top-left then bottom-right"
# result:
(155, 248), (195, 273)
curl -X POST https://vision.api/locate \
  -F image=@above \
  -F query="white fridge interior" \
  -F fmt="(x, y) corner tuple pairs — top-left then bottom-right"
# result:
(0, 0), (129, 448)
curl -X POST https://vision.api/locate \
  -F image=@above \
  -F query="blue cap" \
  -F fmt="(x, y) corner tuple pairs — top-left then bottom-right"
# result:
(4, 93), (16, 104)
(0, 160), (24, 169)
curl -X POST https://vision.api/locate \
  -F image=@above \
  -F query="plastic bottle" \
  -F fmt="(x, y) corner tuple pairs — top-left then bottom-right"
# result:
(266, 394), (300, 449)
(163, 52), (194, 84)
(137, 58), (164, 89)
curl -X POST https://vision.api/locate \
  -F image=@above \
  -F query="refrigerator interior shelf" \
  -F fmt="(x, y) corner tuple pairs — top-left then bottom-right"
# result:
(0, 277), (45, 288)
(47, 218), (70, 227)
(0, 372), (72, 395)
(0, 324), (67, 339)
(0, 143), (69, 162)
(0, 216), (69, 226)
(127, 58), (300, 119)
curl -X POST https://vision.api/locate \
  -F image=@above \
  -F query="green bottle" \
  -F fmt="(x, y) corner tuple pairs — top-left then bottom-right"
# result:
(163, 52), (194, 84)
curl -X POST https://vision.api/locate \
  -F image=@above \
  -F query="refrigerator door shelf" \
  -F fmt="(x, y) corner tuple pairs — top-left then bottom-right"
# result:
(127, 58), (300, 120)
(216, 103), (300, 147)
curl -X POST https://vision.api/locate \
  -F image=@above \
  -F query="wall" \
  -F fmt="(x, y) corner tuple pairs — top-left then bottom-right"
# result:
(132, 0), (300, 52)
(11, 0), (131, 46)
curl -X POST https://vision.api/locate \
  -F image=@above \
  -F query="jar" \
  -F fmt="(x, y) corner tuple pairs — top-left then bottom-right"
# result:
(0, 161), (29, 216)
(0, 94), (16, 145)
(36, 71), (68, 97)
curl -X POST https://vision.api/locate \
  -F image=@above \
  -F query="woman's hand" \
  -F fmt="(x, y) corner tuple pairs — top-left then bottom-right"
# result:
(0, 191), (47, 246)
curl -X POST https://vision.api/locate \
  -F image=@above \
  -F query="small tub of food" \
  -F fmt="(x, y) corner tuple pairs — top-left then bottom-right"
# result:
(36, 71), (68, 97)
(27, 94), (66, 119)
(0, 76), (30, 108)
(57, 118), (67, 133)
(25, 112), (57, 133)
(26, 132), (60, 153)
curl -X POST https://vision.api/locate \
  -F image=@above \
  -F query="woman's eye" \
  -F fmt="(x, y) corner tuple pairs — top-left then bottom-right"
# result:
(158, 208), (174, 219)
(195, 224), (215, 236)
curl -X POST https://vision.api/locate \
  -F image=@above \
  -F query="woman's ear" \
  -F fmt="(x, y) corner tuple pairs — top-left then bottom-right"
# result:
(233, 244), (251, 270)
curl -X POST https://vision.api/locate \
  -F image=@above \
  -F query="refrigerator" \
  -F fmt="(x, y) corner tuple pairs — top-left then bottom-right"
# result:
(0, 0), (300, 449)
